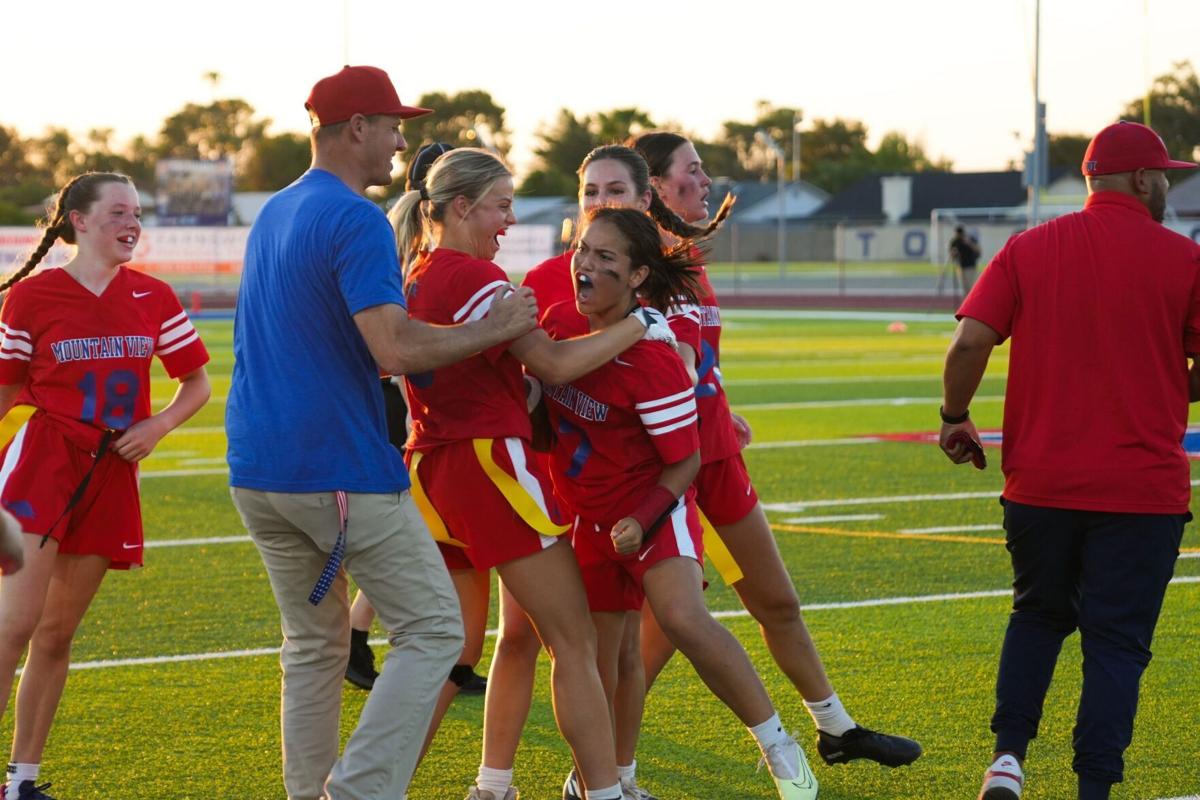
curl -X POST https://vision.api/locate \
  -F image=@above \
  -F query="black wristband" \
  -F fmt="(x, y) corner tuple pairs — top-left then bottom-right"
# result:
(940, 406), (969, 425)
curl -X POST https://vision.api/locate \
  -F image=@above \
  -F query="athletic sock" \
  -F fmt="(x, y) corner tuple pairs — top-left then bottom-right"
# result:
(804, 692), (856, 736)
(748, 712), (798, 780)
(585, 784), (623, 800)
(476, 765), (513, 796)
(617, 761), (637, 784)
(6, 763), (39, 793)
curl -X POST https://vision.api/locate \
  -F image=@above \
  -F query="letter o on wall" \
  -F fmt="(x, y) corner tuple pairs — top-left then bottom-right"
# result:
(1190, 225), (1200, 244)
(903, 230), (927, 257)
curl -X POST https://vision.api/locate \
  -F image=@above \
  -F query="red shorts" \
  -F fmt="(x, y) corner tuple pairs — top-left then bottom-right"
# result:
(0, 413), (142, 569)
(407, 437), (570, 571)
(694, 452), (758, 527)
(571, 489), (703, 612)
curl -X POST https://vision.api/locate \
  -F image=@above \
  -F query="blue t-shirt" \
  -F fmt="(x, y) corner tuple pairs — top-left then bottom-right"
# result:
(226, 169), (410, 493)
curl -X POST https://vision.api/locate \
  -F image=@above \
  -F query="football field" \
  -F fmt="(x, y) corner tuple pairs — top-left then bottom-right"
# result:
(6, 311), (1199, 799)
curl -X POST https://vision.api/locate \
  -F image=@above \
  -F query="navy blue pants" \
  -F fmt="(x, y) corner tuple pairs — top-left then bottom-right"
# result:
(991, 500), (1185, 798)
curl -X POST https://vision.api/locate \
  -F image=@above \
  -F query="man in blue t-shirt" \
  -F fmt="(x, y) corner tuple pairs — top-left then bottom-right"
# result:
(226, 65), (536, 800)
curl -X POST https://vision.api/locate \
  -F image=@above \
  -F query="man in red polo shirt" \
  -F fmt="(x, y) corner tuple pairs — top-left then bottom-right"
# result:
(939, 121), (1200, 800)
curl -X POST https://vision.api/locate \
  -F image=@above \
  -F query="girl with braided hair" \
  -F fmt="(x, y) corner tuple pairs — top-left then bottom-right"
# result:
(627, 132), (922, 782)
(544, 206), (816, 800)
(0, 173), (210, 800)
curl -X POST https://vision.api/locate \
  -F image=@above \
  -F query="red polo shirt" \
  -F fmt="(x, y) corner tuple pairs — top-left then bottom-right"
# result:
(959, 191), (1200, 514)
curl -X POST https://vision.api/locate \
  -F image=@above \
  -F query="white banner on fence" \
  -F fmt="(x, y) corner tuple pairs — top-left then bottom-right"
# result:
(0, 223), (557, 278)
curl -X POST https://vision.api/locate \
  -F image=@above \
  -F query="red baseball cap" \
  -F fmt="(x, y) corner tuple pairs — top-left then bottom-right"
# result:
(305, 65), (433, 126)
(1081, 121), (1198, 176)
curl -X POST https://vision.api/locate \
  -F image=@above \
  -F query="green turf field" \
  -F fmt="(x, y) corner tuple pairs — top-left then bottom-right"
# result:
(5, 312), (1198, 799)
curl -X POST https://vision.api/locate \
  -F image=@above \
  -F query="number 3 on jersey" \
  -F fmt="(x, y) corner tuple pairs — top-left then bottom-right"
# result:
(78, 369), (139, 429)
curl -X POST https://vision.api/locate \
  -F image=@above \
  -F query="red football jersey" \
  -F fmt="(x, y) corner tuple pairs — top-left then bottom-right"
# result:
(541, 302), (699, 527)
(403, 248), (530, 452)
(0, 267), (209, 441)
(666, 263), (740, 464)
(522, 251), (575, 322)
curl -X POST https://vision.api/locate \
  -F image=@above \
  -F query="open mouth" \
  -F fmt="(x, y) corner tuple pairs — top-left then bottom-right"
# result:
(117, 235), (137, 248)
(575, 272), (594, 303)
(493, 228), (506, 249)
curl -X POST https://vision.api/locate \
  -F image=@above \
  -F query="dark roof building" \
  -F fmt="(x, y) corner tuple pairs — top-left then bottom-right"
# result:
(813, 170), (1069, 222)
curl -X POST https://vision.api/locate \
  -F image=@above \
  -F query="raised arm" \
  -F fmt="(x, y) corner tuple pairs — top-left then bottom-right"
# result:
(354, 286), (537, 375)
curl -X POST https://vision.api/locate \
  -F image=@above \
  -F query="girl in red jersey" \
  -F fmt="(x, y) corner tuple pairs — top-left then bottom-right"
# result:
(545, 206), (817, 800)
(628, 132), (922, 771)
(388, 148), (673, 800)
(0, 173), (211, 800)
(494, 145), (732, 799)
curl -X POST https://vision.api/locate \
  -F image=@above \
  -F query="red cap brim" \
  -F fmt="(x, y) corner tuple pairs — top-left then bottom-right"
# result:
(1164, 158), (1199, 170)
(399, 104), (434, 120)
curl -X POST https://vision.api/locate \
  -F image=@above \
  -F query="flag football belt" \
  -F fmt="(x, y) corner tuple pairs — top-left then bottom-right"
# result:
(41, 427), (119, 549)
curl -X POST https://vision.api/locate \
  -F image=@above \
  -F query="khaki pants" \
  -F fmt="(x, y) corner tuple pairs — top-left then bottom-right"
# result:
(232, 488), (463, 800)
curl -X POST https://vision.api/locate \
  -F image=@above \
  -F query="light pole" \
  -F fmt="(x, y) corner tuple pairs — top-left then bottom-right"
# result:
(755, 129), (787, 278)
(792, 111), (803, 183)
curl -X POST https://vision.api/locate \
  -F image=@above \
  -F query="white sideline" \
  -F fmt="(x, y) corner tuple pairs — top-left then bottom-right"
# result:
(732, 394), (1004, 411)
(36, 578), (1200, 675)
(898, 524), (1005, 534)
(782, 514), (885, 524)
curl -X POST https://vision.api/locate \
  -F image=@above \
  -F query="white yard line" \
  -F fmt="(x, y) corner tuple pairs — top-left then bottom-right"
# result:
(782, 514), (885, 524)
(734, 395), (1004, 411)
(898, 524), (1005, 534)
(44, 580), (1198, 674)
(746, 437), (882, 449)
(763, 491), (1001, 512)
(144, 536), (250, 548)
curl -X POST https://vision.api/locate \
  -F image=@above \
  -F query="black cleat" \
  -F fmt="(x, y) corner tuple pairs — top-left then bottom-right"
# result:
(8, 781), (57, 800)
(459, 668), (487, 696)
(816, 725), (922, 767)
(345, 628), (378, 691)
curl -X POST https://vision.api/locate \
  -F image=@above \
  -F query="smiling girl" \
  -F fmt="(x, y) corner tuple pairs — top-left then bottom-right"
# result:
(388, 148), (674, 800)
(0, 172), (211, 800)
(630, 131), (922, 772)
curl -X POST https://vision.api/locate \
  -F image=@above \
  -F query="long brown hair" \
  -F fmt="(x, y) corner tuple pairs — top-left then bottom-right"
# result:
(580, 206), (703, 312)
(628, 132), (734, 238)
(1, 172), (134, 292)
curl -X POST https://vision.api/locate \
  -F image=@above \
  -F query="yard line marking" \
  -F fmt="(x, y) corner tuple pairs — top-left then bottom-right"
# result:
(729, 375), (939, 386)
(144, 536), (250, 548)
(734, 395), (1004, 411)
(747, 437), (882, 449)
(722, 309), (957, 323)
(782, 514), (885, 524)
(1180, 552), (1199, 559)
(774, 523), (1006, 546)
(764, 491), (1001, 511)
(142, 467), (228, 479)
(898, 524), (1005, 534)
(40, 579), (1199, 675)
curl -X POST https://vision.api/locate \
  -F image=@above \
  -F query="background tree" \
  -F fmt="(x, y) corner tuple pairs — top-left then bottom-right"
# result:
(155, 99), (270, 174)
(1121, 60), (1199, 161)
(403, 89), (511, 157)
(519, 107), (658, 196)
(1046, 133), (1091, 172)
(241, 132), (311, 192)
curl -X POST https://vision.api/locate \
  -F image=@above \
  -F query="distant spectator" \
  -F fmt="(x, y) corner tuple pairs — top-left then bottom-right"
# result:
(949, 225), (981, 294)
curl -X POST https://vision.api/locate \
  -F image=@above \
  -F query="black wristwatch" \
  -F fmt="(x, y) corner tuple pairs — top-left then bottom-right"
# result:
(940, 406), (970, 424)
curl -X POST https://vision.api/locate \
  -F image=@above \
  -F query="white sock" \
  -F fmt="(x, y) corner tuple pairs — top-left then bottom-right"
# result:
(617, 761), (636, 784)
(804, 692), (856, 736)
(585, 784), (623, 800)
(476, 765), (513, 796)
(748, 713), (798, 780)
(6, 763), (39, 791)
